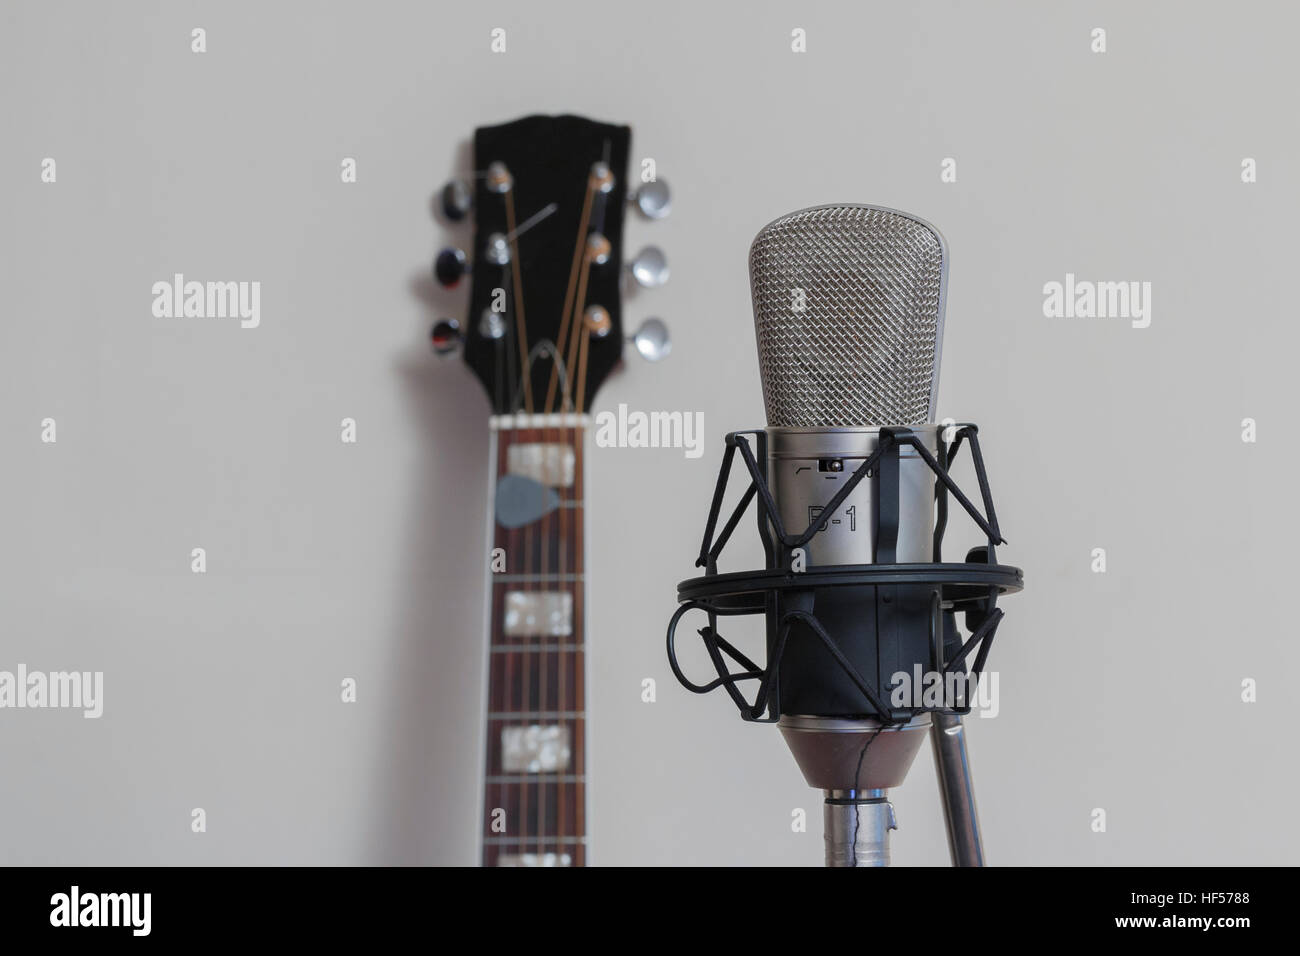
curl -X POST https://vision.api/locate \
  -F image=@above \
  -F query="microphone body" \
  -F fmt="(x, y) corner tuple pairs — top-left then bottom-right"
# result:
(767, 425), (939, 717)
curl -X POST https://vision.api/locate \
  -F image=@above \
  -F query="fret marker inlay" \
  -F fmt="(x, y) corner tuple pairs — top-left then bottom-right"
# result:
(507, 443), (576, 487)
(497, 852), (573, 867)
(503, 591), (573, 637)
(501, 724), (572, 773)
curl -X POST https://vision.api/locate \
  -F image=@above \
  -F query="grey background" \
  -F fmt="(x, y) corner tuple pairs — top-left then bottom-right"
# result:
(2, 0), (1295, 865)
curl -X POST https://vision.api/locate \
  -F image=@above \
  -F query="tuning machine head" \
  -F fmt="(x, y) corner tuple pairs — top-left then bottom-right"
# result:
(630, 317), (671, 362)
(483, 233), (511, 266)
(628, 245), (669, 288)
(630, 179), (671, 219)
(435, 233), (511, 287)
(439, 178), (473, 222)
(485, 161), (513, 194)
(430, 318), (464, 356)
(433, 247), (468, 288)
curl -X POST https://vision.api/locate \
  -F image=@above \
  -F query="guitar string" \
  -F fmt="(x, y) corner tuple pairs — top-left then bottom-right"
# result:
(490, 276), (505, 414)
(488, 230), (510, 862)
(563, 160), (611, 860)
(545, 183), (595, 413)
(546, 247), (592, 862)
(491, 267), (505, 863)
(543, 170), (598, 863)
(502, 263), (517, 419)
(499, 428), (513, 864)
(562, 255), (594, 413)
(572, 168), (608, 416)
(548, 182), (594, 863)
(497, 157), (605, 863)
(563, 241), (601, 863)
(493, 184), (523, 858)
(569, 266), (594, 863)
(501, 188), (536, 856)
(510, 192), (579, 859)
(569, 423), (584, 862)
(477, 198), (508, 861)
(503, 191), (534, 415)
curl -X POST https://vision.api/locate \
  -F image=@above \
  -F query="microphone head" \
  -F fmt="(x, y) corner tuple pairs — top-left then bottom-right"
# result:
(748, 204), (948, 427)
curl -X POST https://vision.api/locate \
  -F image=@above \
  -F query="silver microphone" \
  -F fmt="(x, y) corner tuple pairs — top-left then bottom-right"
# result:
(669, 203), (1019, 866)
(748, 204), (968, 866)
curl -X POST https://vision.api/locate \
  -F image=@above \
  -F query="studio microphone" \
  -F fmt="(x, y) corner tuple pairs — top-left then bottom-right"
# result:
(668, 204), (1023, 867)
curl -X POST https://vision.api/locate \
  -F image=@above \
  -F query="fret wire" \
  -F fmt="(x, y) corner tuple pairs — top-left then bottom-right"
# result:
(493, 574), (584, 582)
(490, 644), (585, 652)
(489, 414), (590, 430)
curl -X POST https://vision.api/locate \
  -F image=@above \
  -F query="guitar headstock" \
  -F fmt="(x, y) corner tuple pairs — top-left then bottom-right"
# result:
(430, 114), (670, 415)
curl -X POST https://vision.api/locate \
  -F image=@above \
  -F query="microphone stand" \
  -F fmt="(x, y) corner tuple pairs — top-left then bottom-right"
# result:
(931, 711), (984, 866)
(819, 712), (983, 867)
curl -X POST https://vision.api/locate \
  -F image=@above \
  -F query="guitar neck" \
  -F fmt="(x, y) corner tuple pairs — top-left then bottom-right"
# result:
(434, 113), (663, 865)
(480, 414), (588, 867)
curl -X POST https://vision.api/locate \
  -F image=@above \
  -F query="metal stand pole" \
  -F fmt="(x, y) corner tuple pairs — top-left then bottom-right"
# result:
(930, 711), (984, 866)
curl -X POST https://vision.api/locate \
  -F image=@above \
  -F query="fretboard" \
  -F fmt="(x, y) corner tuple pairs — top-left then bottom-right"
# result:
(481, 415), (587, 867)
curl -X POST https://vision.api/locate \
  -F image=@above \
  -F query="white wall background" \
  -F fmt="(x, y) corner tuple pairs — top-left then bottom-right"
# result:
(2, 0), (1296, 865)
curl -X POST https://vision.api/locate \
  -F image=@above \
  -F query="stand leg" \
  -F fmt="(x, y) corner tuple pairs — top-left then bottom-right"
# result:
(930, 711), (984, 866)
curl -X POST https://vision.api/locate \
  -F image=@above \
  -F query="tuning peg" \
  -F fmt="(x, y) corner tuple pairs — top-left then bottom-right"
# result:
(630, 317), (671, 362)
(430, 318), (463, 356)
(483, 233), (511, 266)
(630, 179), (671, 219)
(479, 308), (507, 341)
(628, 245), (669, 288)
(440, 179), (473, 222)
(433, 247), (468, 288)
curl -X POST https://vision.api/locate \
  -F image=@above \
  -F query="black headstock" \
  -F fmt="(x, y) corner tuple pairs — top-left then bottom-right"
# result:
(431, 114), (668, 415)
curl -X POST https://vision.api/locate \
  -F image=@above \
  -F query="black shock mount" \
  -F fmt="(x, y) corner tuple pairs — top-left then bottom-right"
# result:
(667, 424), (1023, 725)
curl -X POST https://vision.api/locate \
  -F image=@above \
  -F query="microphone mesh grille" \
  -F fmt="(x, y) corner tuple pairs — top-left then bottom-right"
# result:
(748, 204), (947, 427)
